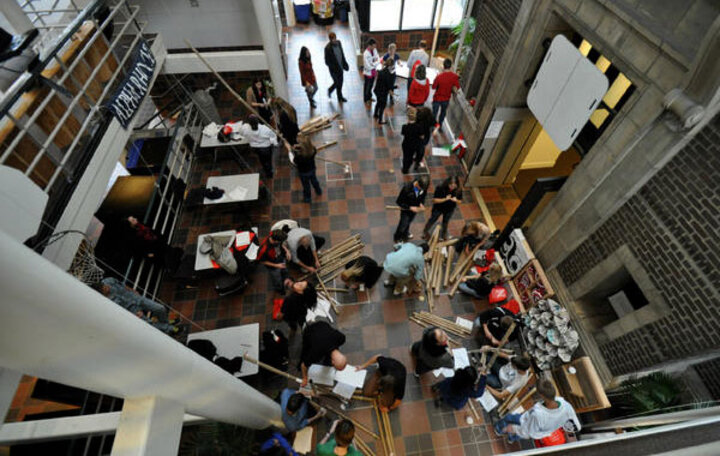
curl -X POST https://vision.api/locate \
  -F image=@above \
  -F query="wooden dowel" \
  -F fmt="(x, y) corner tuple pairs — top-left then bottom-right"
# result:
(503, 387), (537, 417)
(450, 243), (482, 282)
(385, 205), (430, 211)
(324, 287), (350, 293)
(316, 272), (340, 314)
(444, 245), (454, 287)
(467, 397), (481, 422)
(428, 225), (441, 253)
(243, 353), (302, 384)
(317, 140), (338, 151)
(321, 402), (380, 439)
(436, 238), (459, 248)
(483, 323), (517, 374)
(316, 156), (349, 167)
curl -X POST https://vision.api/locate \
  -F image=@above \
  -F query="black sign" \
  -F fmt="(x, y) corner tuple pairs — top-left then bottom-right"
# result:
(107, 39), (156, 129)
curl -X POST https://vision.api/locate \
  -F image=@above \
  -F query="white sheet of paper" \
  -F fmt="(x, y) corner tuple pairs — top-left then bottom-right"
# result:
(334, 366), (366, 388)
(229, 186), (248, 201)
(333, 381), (356, 400)
(308, 364), (336, 386)
(306, 297), (334, 324)
(433, 367), (455, 378)
(235, 231), (250, 246)
(477, 390), (498, 412)
(455, 317), (474, 331)
(293, 426), (313, 453)
(453, 348), (470, 370)
(432, 147), (450, 157)
(245, 242), (259, 260)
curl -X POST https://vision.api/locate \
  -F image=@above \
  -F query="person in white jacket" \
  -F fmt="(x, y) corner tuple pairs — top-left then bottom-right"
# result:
(494, 379), (581, 443)
(363, 38), (379, 104)
(239, 115), (278, 178)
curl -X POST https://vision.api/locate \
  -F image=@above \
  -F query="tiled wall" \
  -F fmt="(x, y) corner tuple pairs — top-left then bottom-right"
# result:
(557, 114), (720, 377)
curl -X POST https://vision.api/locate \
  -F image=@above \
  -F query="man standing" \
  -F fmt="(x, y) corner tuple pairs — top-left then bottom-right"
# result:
(393, 176), (429, 242)
(324, 31), (349, 103)
(362, 38), (379, 104)
(406, 40), (429, 90)
(431, 58), (460, 131)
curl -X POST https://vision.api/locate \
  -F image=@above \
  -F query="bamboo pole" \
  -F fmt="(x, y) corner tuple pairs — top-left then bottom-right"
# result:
(467, 397), (481, 423)
(436, 238), (459, 249)
(316, 140), (338, 151)
(483, 322), (517, 374)
(354, 435), (376, 456)
(428, 225), (441, 253)
(449, 243), (482, 282)
(502, 387), (537, 417)
(324, 287), (350, 293)
(429, 0), (445, 65)
(322, 402), (380, 439)
(444, 246), (454, 287)
(243, 353), (302, 384)
(319, 234), (362, 257)
(498, 374), (535, 416)
(434, 250), (444, 294)
(316, 272), (340, 314)
(385, 205), (431, 211)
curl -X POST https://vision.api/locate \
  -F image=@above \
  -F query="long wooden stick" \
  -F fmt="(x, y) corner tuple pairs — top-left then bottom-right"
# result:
(316, 155), (349, 167)
(449, 243), (482, 282)
(483, 322), (517, 374)
(316, 272), (340, 314)
(498, 373), (535, 416)
(502, 387), (537, 417)
(444, 245), (454, 287)
(322, 402), (379, 439)
(316, 140), (338, 151)
(243, 353), (302, 384)
(385, 205), (430, 211)
(467, 397), (481, 422)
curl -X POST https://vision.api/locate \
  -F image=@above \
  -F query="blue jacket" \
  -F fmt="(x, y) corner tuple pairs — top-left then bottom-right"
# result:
(384, 243), (424, 280)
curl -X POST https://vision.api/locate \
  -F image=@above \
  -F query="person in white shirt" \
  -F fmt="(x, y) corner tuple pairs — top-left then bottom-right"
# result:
(363, 38), (379, 104)
(406, 40), (429, 90)
(480, 347), (531, 400)
(494, 379), (581, 444)
(239, 115), (278, 178)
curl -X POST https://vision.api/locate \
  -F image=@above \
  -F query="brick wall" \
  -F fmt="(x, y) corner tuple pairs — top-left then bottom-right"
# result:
(557, 113), (720, 376)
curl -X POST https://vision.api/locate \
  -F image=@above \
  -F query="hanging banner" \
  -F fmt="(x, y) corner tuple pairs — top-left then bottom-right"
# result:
(107, 39), (156, 129)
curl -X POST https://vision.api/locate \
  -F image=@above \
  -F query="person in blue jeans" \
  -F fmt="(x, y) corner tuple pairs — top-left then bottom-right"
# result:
(292, 135), (323, 203)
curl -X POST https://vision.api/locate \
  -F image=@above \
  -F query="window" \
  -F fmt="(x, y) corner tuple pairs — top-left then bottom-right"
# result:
(369, 0), (467, 32)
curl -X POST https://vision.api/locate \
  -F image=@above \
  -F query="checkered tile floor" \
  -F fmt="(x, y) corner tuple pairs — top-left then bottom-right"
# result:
(155, 22), (525, 456)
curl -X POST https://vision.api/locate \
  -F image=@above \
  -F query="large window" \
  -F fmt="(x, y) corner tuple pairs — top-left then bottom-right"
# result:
(370, 0), (467, 32)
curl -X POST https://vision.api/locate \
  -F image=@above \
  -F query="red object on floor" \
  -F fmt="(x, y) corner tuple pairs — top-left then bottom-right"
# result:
(272, 298), (283, 320)
(534, 429), (566, 447)
(489, 286), (508, 304)
(501, 298), (521, 315)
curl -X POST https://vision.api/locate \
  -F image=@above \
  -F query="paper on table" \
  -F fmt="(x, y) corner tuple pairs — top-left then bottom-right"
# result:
(455, 317), (474, 331)
(308, 364), (336, 386)
(245, 242), (259, 260)
(334, 366), (366, 388)
(235, 231), (250, 246)
(333, 381), (356, 400)
(477, 390), (498, 412)
(453, 348), (470, 370)
(229, 186), (248, 201)
(432, 147), (450, 157)
(293, 426), (313, 453)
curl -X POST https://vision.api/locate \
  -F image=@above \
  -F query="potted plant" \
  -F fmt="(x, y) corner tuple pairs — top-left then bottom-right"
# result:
(447, 17), (476, 74)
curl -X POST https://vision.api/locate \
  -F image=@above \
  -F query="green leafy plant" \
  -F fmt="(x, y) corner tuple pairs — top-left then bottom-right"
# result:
(179, 423), (257, 456)
(447, 17), (476, 73)
(619, 372), (685, 415)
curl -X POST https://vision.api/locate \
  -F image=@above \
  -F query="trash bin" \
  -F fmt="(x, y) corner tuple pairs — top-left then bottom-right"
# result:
(294, 0), (311, 23)
(336, 0), (349, 22)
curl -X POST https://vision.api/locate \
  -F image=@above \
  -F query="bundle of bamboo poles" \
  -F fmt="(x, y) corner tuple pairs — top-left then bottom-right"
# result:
(354, 435), (376, 456)
(412, 311), (472, 338)
(418, 224), (467, 305)
(498, 373), (536, 417)
(408, 316), (462, 348)
(374, 401), (396, 456)
(300, 114), (340, 135)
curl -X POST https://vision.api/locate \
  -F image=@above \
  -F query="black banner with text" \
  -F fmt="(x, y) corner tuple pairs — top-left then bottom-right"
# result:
(107, 39), (156, 129)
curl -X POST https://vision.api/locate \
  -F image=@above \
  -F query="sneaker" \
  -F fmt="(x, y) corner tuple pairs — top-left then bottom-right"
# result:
(358, 284), (366, 292)
(328, 87), (334, 96)
(393, 285), (408, 296)
(407, 233), (414, 239)
(383, 279), (392, 287)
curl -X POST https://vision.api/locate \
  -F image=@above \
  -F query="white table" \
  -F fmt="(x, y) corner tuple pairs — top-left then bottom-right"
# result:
(187, 323), (259, 378)
(194, 228), (259, 271)
(381, 60), (439, 85)
(200, 132), (249, 149)
(204, 173), (260, 205)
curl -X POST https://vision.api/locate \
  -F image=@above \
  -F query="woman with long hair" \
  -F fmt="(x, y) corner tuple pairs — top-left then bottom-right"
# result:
(270, 97), (299, 146)
(407, 64), (430, 107)
(292, 134), (323, 202)
(298, 46), (318, 108)
(240, 114), (278, 178)
(246, 78), (273, 124)
(423, 175), (462, 240)
(340, 256), (383, 291)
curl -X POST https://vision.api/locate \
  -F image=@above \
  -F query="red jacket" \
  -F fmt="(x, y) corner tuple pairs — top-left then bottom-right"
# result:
(432, 71), (460, 102)
(299, 60), (316, 86)
(408, 79), (430, 106)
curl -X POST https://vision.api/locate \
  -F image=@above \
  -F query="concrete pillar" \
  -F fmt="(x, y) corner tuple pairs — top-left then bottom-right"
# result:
(0, 229), (281, 430)
(0, 2), (34, 34)
(0, 367), (22, 422)
(251, 0), (289, 100)
(111, 397), (184, 456)
(284, 0), (296, 27)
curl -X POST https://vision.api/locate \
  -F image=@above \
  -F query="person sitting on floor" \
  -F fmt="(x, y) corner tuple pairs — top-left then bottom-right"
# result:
(316, 419), (362, 456)
(479, 347), (531, 401)
(277, 279), (318, 332)
(459, 262), (505, 299)
(432, 365), (485, 410)
(300, 321), (347, 386)
(258, 230), (292, 295)
(494, 379), (581, 443)
(473, 306), (521, 347)
(410, 326), (453, 377)
(455, 221), (491, 256)
(91, 277), (179, 334)
(340, 256), (384, 292)
(383, 242), (427, 296)
(280, 388), (325, 434)
(285, 226), (325, 273)
(355, 354), (407, 411)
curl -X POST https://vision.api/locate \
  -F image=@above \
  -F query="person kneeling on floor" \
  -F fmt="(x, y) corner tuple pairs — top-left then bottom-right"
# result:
(383, 241), (427, 296)
(355, 354), (406, 411)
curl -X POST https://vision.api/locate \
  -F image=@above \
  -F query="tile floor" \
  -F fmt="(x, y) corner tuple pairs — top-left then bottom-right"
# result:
(477, 186), (522, 231)
(151, 22), (527, 455)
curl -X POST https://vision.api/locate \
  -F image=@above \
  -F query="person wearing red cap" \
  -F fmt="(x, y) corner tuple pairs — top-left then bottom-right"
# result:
(432, 58), (460, 131)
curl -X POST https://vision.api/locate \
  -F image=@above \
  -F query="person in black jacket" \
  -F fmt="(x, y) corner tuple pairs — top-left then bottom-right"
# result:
(324, 32), (349, 103)
(414, 107), (435, 170)
(340, 256), (384, 291)
(393, 176), (429, 242)
(401, 108), (425, 174)
(292, 135), (323, 203)
(277, 280), (317, 332)
(410, 326), (453, 376)
(300, 321), (347, 386)
(270, 97), (299, 146)
(423, 175), (462, 240)
(373, 58), (394, 124)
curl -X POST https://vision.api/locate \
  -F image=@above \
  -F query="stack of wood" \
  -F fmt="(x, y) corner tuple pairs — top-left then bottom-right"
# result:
(300, 113), (340, 136)
(374, 401), (396, 456)
(411, 311), (472, 339)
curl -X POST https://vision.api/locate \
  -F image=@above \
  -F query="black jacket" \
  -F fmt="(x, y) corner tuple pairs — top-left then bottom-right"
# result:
(396, 182), (426, 210)
(374, 68), (393, 98)
(324, 41), (349, 74)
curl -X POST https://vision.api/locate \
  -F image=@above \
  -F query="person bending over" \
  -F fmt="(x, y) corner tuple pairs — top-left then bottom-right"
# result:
(280, 388), (325, 434)
(340, 256), (383, 292)
(455, 220), (491, 256)
(277, 280), (317, 332)
(383, 242), (427, 296)
(432, 365), (485, 410)
(300, 321), (347, 386)
(474, 307), (520, 347)
(258, 230), (292, 295)
(356, 354), (406, 411)
(410, 326), (453, 377)
(285, 226), (325, 273)
(459, 262), (505, 299)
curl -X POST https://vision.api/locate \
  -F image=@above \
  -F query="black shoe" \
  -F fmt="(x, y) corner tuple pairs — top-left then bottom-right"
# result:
(311, 102), (317, 109)
(316, 189), (323, 196)
(401, 168), (409, 174)
(328, 87), (334, 96)
(379, 120), (387, 125)
(339, 97), (348, 103)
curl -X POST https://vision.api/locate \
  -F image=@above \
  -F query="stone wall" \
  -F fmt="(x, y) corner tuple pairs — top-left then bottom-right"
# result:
(557, 113), (720, 375)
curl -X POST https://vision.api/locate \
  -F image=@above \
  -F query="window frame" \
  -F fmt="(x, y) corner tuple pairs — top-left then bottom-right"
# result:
(369, 0), (465, 33)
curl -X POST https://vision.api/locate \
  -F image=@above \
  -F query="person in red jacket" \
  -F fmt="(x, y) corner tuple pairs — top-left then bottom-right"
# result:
(432, 58), (460, 130)
(298, 46), (317, 109)
(407, 65), (430, 108)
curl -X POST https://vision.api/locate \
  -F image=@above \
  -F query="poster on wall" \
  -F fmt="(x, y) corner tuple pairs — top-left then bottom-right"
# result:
(106, 39), (156, 129)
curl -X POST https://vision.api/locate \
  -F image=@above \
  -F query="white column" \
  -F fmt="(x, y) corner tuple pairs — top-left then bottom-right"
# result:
(0, 229), (281, 430)
(0, 2), (34, 34)
(0, 367), (22, 423)
(111, 397), (184, 456)
(251, 0), (289, 100)
(284, 0), (296, 27)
